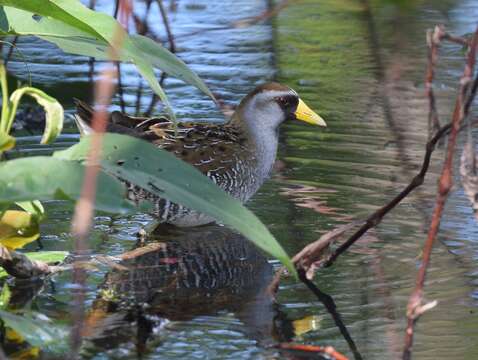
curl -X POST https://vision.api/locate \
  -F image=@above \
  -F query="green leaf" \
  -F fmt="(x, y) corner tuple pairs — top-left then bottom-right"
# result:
(0, 156), (136, 214)
(0, 283), (10, 309)
(1, 2), (214, 101)
(7, 87), (63, 144)
(0, 310), (61, 347)
(23, 250), (68, 263)
(0, 251), (68, 278)
(55, 134), (295, 273)
(15, 200), (45, 221)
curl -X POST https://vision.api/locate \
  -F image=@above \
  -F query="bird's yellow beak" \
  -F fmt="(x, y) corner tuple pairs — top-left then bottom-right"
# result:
(294, 99), (327, 127)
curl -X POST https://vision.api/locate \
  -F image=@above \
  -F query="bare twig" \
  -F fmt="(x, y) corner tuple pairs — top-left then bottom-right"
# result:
(144, 0), (177, 117)
(133, 0), (153, 115)
(297, 269), (363, 360)
(322, 122), (452, 269)
(426, 26), (445, 135)
(402, 26), (478, 360)
(0, 245), (63, 279)
(156, 0), (176, 53)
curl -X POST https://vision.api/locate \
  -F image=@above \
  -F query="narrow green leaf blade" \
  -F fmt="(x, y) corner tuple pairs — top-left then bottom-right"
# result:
(55, 134), (295, 273)
(1, 2), (214, 100)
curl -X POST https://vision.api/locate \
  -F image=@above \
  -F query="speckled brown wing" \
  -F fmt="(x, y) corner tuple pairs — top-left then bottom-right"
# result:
(75, 102), (261, 225)
(135, 118), (260, 200)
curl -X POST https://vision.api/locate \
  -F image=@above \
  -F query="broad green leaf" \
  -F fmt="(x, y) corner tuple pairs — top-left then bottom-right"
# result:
(0, 251), (68, 278)
(0, 131), (14, 152)
(55, 134), (295, 273)
(0, 210), (39, 249)
(7, 87), (63, 144)
(0, 310), (61, 347)
(1, 2), (214, 100)
(0, 156), (136, 214)
(0, 283), (10, 309)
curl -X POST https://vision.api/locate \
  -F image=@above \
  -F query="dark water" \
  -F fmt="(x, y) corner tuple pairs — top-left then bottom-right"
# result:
(3, 0), (478, 359)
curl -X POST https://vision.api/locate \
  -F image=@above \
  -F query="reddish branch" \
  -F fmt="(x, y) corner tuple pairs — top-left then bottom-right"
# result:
(270, 26), (478, 360)
(275, 343), (349, 360)
(402, 26), (478, 360)
(69, 1), (132, 356)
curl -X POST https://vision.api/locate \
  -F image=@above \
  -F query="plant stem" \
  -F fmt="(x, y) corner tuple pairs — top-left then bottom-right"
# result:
(0, 62), (10, 132)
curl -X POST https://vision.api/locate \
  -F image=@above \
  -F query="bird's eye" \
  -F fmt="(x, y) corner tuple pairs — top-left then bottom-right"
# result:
(277, 97), (289, 107)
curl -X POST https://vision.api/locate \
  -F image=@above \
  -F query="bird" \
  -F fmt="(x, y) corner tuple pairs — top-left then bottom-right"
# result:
(74, 82), (326, 227)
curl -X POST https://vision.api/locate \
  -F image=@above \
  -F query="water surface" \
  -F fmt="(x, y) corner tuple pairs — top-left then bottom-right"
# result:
(4, 0), (478, 359)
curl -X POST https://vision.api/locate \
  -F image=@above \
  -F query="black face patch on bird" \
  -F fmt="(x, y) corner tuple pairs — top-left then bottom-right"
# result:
(275, 94), (299, 119)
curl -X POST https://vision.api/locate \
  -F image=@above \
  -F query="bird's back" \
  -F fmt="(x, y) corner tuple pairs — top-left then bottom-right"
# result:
(74, 101), (262, 226)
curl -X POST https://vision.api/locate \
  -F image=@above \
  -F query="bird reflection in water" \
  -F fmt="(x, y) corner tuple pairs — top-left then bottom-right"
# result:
(81, 224), (304, 356)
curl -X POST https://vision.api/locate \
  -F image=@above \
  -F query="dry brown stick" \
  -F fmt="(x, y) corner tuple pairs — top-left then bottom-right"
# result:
(402, 26), (478, 360)
(144, 0), (177, 117)
(0, 245), (63, 279)
(322, 122), (452, 269)
(285, 116), (478, 276)
(156, 0), (176, 53)
(442, 33), (471, 47)
(133, 1), (153, 115)
(426, 26), (445, 135)
(69, 1), (131, 357)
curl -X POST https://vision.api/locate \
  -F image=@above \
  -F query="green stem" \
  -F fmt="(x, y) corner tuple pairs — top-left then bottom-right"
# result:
(0, 62), (10, 133)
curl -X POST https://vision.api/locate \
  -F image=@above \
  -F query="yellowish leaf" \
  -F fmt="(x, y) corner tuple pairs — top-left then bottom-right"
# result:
(0, 210), (40, 250)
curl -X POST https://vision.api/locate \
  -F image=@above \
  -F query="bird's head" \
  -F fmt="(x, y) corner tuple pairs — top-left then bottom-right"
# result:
(233, 82), (326, 131)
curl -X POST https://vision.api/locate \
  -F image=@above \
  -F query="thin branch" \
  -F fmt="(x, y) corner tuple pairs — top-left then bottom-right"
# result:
(0, 245), (62, 279)
(144, 0), (177, 117)
(156, 0), (176, 53)
(297, 269), (363, 360)
(68, 1), (131, 357)
(322, 122), (451, 268)
(133, 1), (153, 115)
(425, 26), (445, 135)
(402, 26), (478, 360)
